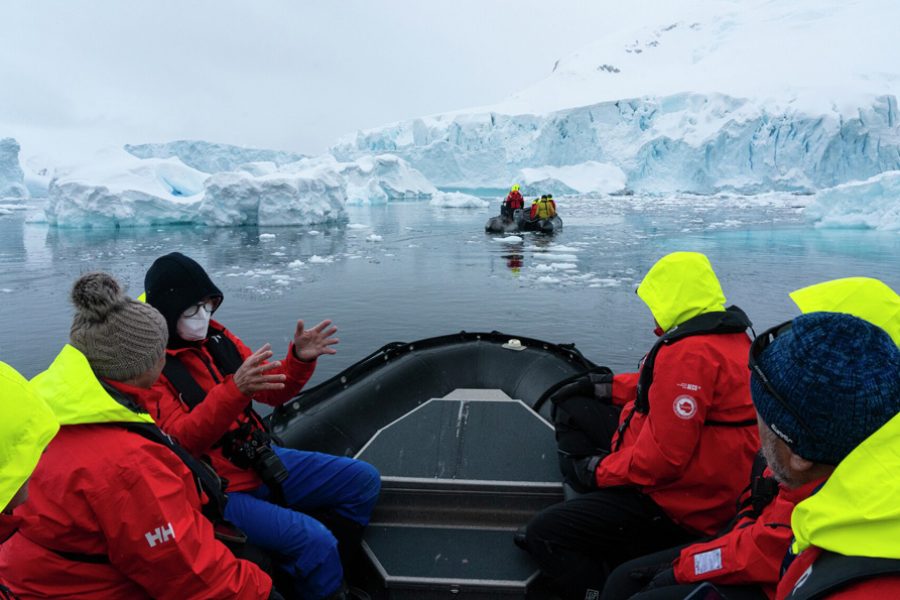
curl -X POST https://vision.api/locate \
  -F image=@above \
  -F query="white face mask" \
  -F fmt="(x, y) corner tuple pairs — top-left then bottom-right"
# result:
(177, 303), (213, 341)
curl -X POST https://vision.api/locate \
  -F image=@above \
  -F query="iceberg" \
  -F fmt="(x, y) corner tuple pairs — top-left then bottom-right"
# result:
(517, 162), (627, 196)
(199, 167), (346, 227)
(805, 172), (900, 231)
(43, 148), (436, 227)
(317, 154), (436, 205)
(44, 149), (206, 227)
(0, 138), (29, 199)
(124, 140), (306, 174)
(429, 191), (489, 209)
(333, 0), (900, 195)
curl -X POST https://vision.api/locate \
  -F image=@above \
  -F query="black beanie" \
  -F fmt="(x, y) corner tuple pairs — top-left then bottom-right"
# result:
(144, 252), (223, 346)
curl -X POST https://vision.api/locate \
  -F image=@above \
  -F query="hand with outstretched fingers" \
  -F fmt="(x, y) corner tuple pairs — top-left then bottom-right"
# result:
(292, 319), (339, 362)
(233, 343), (287, 396)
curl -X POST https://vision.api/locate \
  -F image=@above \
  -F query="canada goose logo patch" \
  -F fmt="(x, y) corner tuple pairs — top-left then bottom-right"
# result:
(674, 395), (698, 419)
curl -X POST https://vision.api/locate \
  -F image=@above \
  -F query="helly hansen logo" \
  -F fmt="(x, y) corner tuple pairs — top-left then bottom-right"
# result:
(145, 523), (176, 548)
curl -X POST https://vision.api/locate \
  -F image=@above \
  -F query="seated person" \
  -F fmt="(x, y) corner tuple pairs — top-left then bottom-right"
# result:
(0, 362), (59, 600)
(520, 252), (759, 600)
(504, 184), (524, 216)
(603, 312), (900, 600)
(530, 194), (557, 219)
(142, 252), (380, 600)
(0, 273), (275, 599)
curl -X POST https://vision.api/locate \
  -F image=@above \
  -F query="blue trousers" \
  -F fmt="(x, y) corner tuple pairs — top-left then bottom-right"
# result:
(224, 446), (381, 600)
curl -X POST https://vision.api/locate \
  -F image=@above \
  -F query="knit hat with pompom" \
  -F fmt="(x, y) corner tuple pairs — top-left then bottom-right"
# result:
(69, 272), (169, 381)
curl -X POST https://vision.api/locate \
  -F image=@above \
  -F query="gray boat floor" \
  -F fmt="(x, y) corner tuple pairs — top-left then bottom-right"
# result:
(357, 388), (563, 599)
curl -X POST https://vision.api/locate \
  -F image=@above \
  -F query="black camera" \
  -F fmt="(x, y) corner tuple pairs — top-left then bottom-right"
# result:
(223, 427), (288, 485)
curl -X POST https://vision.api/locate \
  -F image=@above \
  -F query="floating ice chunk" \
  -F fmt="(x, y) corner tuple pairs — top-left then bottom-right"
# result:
(429, 191), (489, 208)
(547, 244), (581, 252)
(493, 235), (523, 243)
(536, 275), (561, 284)
(308, 255), (334, 264)
(533, 253), (578, 261)
(366, 234), (383, 242)
(348, 223), (370, 229)
(308, 230), (320, 235)
(259, 233), (276, 240)
(288, 259), (305, 268)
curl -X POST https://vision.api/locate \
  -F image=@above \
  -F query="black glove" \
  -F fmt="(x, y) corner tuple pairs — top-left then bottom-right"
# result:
(629, 564), (676, 590)
(550, 372), (614, 406)
(572, 453), (607, 489)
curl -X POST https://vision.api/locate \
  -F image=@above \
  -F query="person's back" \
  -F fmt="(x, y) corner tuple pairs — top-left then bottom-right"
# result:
(0, 362), (59, 599)
(521, 251), (758, 600)
(0, 273), (273, 600)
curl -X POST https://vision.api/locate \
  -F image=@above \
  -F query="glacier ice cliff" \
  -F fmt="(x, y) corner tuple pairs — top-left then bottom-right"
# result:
(333, 93), (900, 195)
(0, 138), (29, 199)
(124, 140), (306, 174)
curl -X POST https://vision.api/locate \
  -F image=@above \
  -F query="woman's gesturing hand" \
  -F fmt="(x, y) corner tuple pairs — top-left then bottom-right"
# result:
(233, 343), (287, 396)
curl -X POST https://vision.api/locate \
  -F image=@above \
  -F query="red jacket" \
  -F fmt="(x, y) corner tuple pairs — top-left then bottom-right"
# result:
(145, 320), (315, 492)
(505, 190), (524, 209)
(599, 332), (759, 535)
(673, 475), (824, 599)
(777, 546), (900, 599)
(0, 378), (272, 600)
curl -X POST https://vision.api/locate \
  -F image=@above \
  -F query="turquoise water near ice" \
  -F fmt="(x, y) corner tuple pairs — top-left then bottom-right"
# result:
(1, 195), (898, 385)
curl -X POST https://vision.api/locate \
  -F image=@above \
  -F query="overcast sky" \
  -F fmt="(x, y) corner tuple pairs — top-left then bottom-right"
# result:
(0, 1), (666, 158)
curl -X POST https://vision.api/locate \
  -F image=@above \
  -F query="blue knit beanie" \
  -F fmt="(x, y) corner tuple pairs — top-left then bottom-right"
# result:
(751, 312), (900, 465)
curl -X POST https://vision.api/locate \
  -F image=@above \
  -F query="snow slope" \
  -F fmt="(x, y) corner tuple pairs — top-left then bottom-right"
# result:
(333, 0), (900, 194)
(124, 140), (306, 174)
(0, 138), (28, 199)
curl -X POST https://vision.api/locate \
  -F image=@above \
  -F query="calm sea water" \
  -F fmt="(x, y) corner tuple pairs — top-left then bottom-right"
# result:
(1, 195), (898, 385)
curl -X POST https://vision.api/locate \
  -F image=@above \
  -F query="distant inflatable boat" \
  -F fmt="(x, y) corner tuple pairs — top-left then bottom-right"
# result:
(270, 331), (604, 599)
(485, 208), (563, 234)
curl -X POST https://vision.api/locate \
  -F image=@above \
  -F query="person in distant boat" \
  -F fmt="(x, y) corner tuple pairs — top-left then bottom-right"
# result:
(518, 251), (759, 600)
(530, 194), (557, 220)
(0, 362), (59, 600)
(600, 278), (900, 600)
(142, 252), (380, 600)
(502, 184), (524, 219)
(0, 273), (276, 599)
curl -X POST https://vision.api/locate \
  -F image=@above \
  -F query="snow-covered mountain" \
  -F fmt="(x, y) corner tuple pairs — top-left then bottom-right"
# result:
(333, 0), (900, 195)
(0, 138), (28, 199)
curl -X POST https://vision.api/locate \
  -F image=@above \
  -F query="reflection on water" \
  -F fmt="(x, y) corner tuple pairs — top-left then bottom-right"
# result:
(1, 197), (898, 387)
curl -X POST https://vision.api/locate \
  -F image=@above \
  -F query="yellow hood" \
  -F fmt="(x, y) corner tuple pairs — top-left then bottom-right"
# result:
(792, 412), (900, 558)
(791, 277), (900, 347)
(31, 345), (155, 427)
(0, 362), (60, 511)
(637, 252), (727, 332)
